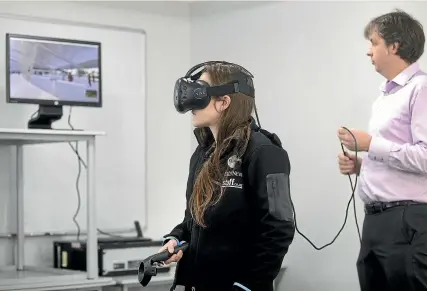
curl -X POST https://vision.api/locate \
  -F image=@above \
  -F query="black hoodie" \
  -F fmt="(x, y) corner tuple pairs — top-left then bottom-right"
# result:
(163, 120), (295, 291)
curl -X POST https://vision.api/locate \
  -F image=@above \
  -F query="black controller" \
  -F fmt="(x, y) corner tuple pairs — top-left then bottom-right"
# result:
(138, 242), (189, 287)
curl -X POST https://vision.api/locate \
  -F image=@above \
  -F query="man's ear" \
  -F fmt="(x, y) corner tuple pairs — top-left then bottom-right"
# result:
(390, 42), (399, 55)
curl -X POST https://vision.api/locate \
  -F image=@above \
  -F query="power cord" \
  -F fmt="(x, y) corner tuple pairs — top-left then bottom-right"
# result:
(67, 107), (83, 241)
(67, 107), (124, 240)
(289, 126), (362, 250)
(340, 134), (362, 243)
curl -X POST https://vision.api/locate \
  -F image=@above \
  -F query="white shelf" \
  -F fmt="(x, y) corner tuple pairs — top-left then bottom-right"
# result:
(0, 266), (115, 291)
(0, 128), (105, 145)
(0, 128), (105, 289)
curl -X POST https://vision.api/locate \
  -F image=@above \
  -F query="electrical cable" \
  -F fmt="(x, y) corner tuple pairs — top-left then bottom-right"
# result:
(67, 107), (82, 241)
(288, 126), (362, 250)
(340, 138), (362, 243)
(253, 109), (361, 249)
(67, 107), (124, 240)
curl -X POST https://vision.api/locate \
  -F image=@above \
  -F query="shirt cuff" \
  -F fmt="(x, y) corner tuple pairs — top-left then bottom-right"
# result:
(368, 136), (393, 163)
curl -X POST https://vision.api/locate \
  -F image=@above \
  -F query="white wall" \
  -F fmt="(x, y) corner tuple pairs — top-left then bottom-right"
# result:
(0, 0), (192, 270)
(190, 1), (427, 291)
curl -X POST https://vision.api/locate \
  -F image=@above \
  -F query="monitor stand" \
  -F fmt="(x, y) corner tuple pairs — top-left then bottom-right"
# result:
(28, 105), (63, 130)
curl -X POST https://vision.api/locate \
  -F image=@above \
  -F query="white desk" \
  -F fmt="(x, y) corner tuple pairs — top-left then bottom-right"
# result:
(111, 271), (175, 291)
(0, 128), (107, 290)
(106, 265), (175, 291)
(109, 262), (288, 291)
(0, 266), (115, 291)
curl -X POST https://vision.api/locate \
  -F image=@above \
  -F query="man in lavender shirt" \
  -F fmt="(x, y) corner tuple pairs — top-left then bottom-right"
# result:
(337, 10), (427, 291)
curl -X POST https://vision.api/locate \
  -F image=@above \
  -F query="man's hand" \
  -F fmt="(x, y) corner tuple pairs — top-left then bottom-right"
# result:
(338, 152), (361, 175)
(337, 127), (372, 152)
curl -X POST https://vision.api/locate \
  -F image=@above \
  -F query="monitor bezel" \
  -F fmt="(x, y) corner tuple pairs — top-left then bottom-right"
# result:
(5, 33), (103, 108)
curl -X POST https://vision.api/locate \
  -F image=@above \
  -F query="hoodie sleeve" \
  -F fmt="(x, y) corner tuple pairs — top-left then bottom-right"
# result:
(241, 144), (295, 289)
(162, 209), (192, 244)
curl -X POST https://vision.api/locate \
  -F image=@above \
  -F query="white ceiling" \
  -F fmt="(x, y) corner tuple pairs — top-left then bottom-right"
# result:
(81, 1), (273, 19)
(89, 1), (190, 10)
(81, 1), (192, 17)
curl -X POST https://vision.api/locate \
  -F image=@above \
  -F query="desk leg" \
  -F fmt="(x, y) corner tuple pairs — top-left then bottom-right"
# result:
(16, 145), (24, 270)
(86, 138), (97, 279)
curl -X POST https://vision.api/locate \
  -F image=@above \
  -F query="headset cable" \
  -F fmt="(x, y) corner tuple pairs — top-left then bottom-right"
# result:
(288, 126), (362, 250)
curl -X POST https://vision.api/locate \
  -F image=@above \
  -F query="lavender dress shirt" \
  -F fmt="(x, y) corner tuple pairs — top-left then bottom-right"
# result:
(358, 62), (427, 204)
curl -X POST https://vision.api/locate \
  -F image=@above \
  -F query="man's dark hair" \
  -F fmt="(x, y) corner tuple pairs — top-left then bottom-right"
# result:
(364, 9), (425, 64)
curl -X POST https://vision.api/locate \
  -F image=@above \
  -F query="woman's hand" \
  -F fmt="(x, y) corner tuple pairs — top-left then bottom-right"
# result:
(158, 239), (183, 265)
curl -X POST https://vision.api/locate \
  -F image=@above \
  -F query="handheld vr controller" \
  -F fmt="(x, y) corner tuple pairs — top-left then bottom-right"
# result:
(138, 242), (189, 287)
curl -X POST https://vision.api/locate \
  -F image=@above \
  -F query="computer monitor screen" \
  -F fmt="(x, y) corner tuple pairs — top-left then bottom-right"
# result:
(6, 33), (102, 107)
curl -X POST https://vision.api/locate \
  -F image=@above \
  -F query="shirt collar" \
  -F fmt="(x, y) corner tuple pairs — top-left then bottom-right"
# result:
(380, 62), (420, 93)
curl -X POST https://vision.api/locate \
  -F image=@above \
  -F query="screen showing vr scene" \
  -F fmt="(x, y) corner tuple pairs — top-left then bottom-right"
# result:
(7, 35), (101, 105)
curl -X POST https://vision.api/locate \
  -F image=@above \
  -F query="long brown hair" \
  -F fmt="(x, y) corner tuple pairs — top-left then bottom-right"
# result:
(190, 63), (255, 227)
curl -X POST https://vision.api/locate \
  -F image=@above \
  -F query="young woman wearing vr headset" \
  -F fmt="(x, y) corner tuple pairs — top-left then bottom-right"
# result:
(160, 61), (295, 291)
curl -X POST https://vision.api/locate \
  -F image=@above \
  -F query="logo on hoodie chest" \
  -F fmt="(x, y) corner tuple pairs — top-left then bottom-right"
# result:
(222, 155), (244, 189)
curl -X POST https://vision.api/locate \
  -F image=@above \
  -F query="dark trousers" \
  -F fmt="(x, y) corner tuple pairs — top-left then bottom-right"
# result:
(357, 202), (427, 291)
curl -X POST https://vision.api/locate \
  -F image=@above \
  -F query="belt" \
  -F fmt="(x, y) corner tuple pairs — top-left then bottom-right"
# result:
(364, 200), (422, 215)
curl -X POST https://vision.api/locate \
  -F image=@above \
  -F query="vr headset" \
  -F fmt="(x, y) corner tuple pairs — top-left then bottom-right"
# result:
(174, 61), (255, 114)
